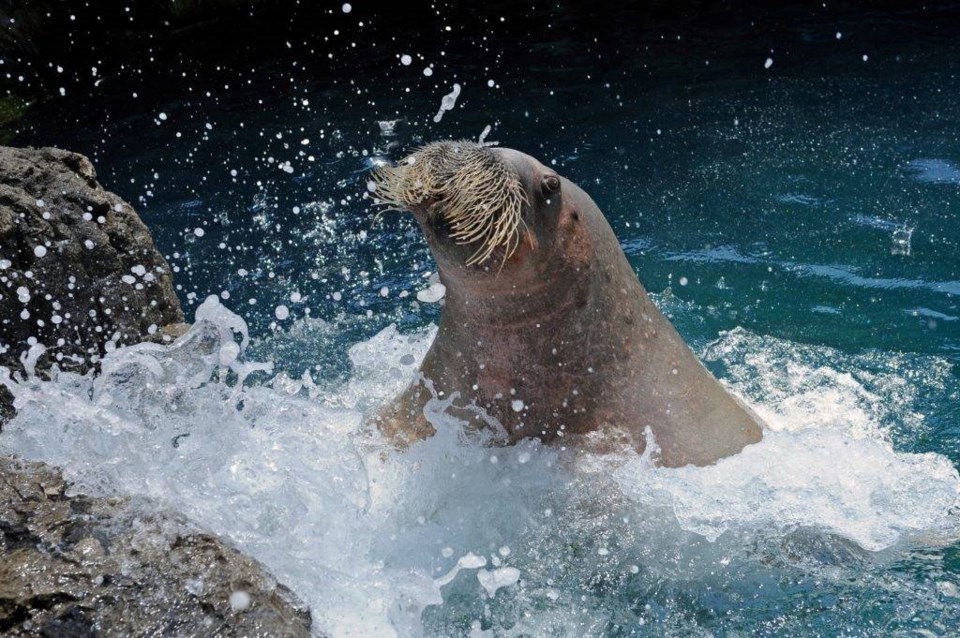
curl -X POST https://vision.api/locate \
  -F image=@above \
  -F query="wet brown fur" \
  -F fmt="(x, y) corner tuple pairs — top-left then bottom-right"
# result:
(371, 142), (764, 467)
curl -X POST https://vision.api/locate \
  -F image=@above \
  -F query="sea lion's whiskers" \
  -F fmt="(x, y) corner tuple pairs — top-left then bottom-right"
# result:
(370, 140), (528, 267)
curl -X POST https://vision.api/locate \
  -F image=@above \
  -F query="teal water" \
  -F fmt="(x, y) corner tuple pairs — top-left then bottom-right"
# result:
(6, 6), (960, 636)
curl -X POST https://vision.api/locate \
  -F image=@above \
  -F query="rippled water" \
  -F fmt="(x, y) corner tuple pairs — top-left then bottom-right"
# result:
(5, 4), (960, 637)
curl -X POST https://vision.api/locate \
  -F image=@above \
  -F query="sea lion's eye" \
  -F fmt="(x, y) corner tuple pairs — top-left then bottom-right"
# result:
(542, 174), (560, 195)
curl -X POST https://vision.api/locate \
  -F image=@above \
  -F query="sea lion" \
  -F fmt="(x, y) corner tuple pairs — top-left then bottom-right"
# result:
(370, 140), (763, 467)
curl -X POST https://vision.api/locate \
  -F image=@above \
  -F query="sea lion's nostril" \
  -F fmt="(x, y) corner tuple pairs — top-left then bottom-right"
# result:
(542, 174), (560, 194)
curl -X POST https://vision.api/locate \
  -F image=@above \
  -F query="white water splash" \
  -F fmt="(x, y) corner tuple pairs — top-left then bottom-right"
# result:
(432, 83), (461, 123)
(615, 429), (960, 550)
(1, 300), (959, 636)
(477, 124), (496, 147)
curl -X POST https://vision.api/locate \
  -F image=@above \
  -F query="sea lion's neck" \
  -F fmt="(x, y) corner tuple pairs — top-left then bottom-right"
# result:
(425, 216), (762, 464)
(427, 248), (649, 436)
(438, 267), (590, 330)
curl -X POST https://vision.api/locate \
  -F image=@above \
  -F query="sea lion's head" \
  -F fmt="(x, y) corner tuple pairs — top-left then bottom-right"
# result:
(371, 141), (593, 288)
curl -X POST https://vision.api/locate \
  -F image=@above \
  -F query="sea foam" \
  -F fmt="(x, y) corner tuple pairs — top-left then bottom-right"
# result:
(2, 297), (958, 637)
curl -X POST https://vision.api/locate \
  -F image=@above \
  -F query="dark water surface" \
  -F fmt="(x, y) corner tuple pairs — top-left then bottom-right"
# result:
(5, 2), (960, 636)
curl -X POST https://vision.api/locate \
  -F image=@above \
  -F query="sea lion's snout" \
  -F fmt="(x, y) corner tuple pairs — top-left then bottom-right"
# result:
(371, 140), (533, 268)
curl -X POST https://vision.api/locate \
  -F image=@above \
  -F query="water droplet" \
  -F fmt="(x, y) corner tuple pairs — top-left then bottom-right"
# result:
(229, 590), (251, 611)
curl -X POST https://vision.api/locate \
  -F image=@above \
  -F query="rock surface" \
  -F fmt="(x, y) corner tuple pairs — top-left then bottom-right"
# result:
(0, 456), (312, 637)
(0, 145), (186, 423)
(0, 149), (314, 635)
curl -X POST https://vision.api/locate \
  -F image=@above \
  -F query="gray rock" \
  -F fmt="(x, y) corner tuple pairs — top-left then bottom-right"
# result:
(0, 148), (314, 635)
(0, 455), (313, 637)
(0, 146), (186, 423)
